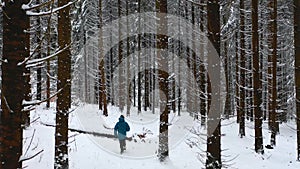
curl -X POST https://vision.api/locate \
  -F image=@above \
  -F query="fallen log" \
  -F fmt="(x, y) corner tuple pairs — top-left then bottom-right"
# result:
(41, 122), (133, 141)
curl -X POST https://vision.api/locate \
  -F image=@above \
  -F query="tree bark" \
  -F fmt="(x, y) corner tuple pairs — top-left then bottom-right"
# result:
(206, 0), (221, 168)
(199, 0), (206, 125)
(268, 0), (278, 146)
(55, 0), (71, 168)
(0, 0), (30, 168)
(239, 0), (246, 137)
(118, 0), (125, 112)
(137, 0), (142, 114)
(252, 0), (264, 154)
(156, 0), (169, 161)
(46, 3), (52, 108)
(36, 0), (42, 101)
(126, 0), (131, 116)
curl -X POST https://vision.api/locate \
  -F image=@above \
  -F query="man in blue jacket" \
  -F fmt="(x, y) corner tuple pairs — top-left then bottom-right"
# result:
(114, 115), (130, 154)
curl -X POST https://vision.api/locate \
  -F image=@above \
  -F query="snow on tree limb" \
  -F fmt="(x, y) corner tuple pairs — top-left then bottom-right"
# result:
(22, 0), (55, 11)
(26, 0), (78, 16)
(25, 44), (71, 68)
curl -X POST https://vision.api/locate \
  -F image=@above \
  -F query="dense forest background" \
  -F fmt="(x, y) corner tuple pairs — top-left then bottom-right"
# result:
(0, 0), (299, 168)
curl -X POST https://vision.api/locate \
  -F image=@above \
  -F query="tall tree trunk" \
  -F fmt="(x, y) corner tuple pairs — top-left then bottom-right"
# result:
(99, 60), (108, 116)
(236, 31), (240, 123)
(185, 1), (192, 115)
(191, 3), (198, 118)
(83, 30), (88, 103)
(252, 0), (264, 154)
(0, 1), (30, 168)
(206, 0), (221, 168)
(199, 0), (206, 125)
(118, 0), (125, 112)
(99, 0), (108, 116)
(55, 0), (71, 167)
(126, 0), (131, 116)
(239, 0), (246, 137)
(177, 0), (182, 116)
(137, 0), (142, 114)
(224, 40), (231, 118)
(110, 46), (115, 106)
(36, 0), (42, 101)
(268, 0), (278, 146)
(294, 0), (300, 161)
(152, 54), (156, 115)
(46, 3), (52, 108)
(156, 0), (169, 161)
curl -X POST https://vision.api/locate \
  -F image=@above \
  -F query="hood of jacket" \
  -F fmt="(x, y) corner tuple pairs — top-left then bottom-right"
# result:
(119, 116), (125, 122)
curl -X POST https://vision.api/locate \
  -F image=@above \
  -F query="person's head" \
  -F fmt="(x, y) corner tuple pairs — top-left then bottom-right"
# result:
(119, 115), (125, 122)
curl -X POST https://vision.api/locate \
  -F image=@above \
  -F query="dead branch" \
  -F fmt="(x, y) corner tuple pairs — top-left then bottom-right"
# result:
(19, 150), (44, 163)
(41, 122), (133, 141)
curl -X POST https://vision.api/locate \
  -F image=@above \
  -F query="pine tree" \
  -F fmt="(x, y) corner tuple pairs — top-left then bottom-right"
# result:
(268, 0), (279, 146)
(206, 0), (221, 168)
(0, 0), (30, 168)
(99, 0), (108, 116)
(137, 0), (142, 114)
(239, 0), (246, 137)
(118, 0), (125, 112)
(156, 0), (169, 161)
(252, 0), (264, 154)
(36, 0), (42, 101)
(55, 0), (71, 167)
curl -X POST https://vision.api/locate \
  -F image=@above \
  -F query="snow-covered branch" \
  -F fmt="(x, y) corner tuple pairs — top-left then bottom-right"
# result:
(22, 0), (54, 11)
(25, 44), (71, 68)
(26, 0), (78, 16)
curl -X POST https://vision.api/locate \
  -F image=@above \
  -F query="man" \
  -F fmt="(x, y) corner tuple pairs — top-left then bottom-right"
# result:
(114, 115), (130, 154)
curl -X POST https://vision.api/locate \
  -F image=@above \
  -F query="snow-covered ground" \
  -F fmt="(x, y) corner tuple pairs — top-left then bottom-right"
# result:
(23, 103), (300, 169)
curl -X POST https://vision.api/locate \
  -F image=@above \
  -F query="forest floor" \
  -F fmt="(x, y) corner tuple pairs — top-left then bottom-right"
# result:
(23, 103), (300, 169)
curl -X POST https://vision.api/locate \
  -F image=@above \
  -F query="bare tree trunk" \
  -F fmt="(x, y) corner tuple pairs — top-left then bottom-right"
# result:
(0, 1), (30, 168)
(83, 31), (88, 103)
(294, 0), (300, 161)
(156, 0), (169, 161)
(252, 0), (264, 154)
(126, 0), (131, 116)
(184, 1), (192, 115)
(239, 0), (246, 137)
(110, 47), (115, 106)
(118, 0), (125, 112)
(199, 0), (206, 125)
(55, 0), (71, 167)
(46, 4), (52, 108)
(206, 0), (221, 168)
(36, 0), (42, 101)
(99, 0), (108, 116)
(236, 31), (240, 123)
(177, 0), (182, 116)
(137, 0), (142, 114)
(224, 40), (231, 118)
(191, 3), (198, 118)
(268, 0), (278, 146)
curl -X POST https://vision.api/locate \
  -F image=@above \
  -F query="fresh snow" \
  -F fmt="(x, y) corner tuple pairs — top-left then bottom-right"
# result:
(23, 103), (300, 169)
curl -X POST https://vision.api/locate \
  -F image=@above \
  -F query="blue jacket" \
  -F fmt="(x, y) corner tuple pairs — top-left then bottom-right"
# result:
(114, 116), (130, 140)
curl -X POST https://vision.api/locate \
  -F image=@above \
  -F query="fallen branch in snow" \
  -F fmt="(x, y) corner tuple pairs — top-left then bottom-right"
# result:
(41, 122), (133, 141)
(24, 129), (36, 156)
(19, 150), (44, 163)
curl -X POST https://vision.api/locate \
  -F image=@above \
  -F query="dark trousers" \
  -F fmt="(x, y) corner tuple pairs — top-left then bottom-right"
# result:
(119, 139), (126, 153)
